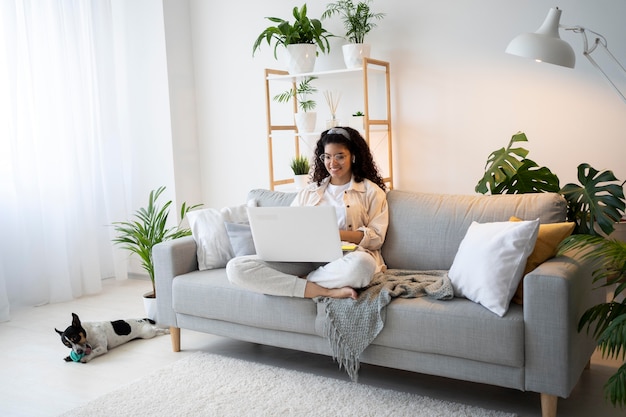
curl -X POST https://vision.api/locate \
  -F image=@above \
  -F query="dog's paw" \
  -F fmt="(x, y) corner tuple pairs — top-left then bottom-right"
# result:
(63, 356), (72, 362)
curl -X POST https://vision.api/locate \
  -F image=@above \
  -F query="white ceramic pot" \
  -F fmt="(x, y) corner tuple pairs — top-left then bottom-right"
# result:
(294, 111), (317, 133)
(143, 291), (157, 321)
(350, 115), (365, 130)
(286, 44), (317, 74)
(293, 174), (309, 190)
(342, 43), (371, 69)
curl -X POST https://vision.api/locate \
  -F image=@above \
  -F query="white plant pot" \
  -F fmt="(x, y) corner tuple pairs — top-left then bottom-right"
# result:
(294, 111), (317, 133)
(293, 174), (309, 190)
(143, 292), (157, 321)
(350, 115), (365, 130)
(285, 44), (317, 74)
(342, 43), (371, 69)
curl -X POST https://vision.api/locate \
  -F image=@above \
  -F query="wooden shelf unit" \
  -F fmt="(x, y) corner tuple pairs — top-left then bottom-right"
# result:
(264, 58), (393, 190)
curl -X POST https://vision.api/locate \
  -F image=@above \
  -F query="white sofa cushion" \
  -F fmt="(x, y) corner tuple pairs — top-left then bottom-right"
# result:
(448, 219), (540, 316)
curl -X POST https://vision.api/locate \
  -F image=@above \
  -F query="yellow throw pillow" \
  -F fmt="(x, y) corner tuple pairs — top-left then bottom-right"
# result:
(510, 216), (575, 304)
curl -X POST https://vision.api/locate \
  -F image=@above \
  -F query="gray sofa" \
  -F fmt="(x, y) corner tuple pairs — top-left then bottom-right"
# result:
(154, 189), (601, 417)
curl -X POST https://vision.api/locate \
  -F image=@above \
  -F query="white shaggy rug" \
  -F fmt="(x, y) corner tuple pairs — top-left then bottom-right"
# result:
(62, 352), (516, 417)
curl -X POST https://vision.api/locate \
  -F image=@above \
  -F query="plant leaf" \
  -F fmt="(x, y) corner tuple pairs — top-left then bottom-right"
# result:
(495, 159), (560, 194)
(475, 132), (530, 194)
(560, 164), (625, 235)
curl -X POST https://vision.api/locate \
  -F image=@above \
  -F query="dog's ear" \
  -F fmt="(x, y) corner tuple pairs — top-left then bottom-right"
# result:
(71, 313), (81, 328)
(55, 328), (63, 336)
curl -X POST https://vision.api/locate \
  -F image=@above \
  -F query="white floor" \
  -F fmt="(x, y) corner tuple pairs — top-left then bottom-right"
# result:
(0, 278), (623, 417)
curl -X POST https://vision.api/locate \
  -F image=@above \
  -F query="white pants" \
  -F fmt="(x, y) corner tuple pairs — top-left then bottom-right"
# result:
(226, 250), (377, 298)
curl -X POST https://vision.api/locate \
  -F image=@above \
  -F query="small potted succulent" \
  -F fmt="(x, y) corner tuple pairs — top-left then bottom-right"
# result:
(322, 0), (385, 68)
(350, 110), (365, 130)
(290, 154), (311, 190)
(253, 4), (334, 74)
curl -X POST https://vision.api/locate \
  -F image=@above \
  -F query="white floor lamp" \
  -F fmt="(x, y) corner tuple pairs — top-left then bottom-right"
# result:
(505, 7), (626, 104)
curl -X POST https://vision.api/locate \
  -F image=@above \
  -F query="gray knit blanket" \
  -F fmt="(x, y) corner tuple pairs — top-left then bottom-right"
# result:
(315, 269), (453, 382)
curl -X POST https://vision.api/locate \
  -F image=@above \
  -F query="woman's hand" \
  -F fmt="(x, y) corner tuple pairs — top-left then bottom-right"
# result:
(339, 230), (364, 245)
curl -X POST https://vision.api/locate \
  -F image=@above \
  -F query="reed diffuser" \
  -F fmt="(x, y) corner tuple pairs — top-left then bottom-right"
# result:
(323, 90), (342, 128)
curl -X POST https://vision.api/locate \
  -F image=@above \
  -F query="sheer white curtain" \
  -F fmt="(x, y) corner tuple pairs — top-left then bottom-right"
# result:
(0, 0), (129, 322)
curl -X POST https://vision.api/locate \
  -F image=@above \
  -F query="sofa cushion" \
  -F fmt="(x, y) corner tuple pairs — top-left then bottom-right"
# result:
(371, 295), (524, 367)
(187, 205), (249, 270)
(382, 191), (567, 271)
(448, 219), (540, 316)
(247, 189), (296, 207)
(224, 222), (256, 257)
(172, 269), (318, 336)
(509, 216), (575, 304)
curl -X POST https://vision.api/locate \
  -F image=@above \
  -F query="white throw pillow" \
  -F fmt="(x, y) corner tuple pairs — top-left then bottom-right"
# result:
(187, 204), (250, 270)
(448, 219), (540, 317)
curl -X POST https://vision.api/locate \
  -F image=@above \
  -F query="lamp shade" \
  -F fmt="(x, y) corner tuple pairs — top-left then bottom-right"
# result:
(506, 7), (576, 68)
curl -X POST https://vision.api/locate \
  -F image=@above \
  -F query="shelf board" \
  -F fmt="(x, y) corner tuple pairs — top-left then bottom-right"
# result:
(266, 63), (387, 82)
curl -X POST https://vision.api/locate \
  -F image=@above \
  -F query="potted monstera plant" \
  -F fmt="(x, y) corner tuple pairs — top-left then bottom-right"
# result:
(475, 131), (624, 237)
(253, 4), (334, 74)
(322, 0), (385, 68)
(112, 186), (201, 319)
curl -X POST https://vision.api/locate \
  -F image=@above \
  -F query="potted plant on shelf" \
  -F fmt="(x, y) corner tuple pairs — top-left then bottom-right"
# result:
(112, 186), (201, 319)
(290, 155), (311, 190)
(350, 110), (365, 130)
(253, 4), (334, 74)
(322, 0), (385, 68)
(274, 76), (318, 133)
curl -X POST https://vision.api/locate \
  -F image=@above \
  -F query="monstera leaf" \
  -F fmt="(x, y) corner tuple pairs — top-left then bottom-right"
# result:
(493, 159), (560, 194)
(475, 132), (559, 194)
(560, 163), (625, 236)
(475, 132), (529, 194)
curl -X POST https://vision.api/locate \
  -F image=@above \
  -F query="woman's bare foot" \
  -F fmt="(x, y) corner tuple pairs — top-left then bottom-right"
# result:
(304, 282), (357, 299)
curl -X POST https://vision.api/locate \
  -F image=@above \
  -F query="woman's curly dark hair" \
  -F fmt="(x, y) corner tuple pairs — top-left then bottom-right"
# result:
(312, 126), (387, 191)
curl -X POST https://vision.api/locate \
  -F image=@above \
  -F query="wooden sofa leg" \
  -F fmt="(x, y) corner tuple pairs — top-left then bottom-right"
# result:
(170, 326), (181, 352)
(541, 393), (557, 417)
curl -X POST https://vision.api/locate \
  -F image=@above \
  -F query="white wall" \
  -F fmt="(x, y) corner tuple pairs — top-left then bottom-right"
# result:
(179, 0), (626, 208)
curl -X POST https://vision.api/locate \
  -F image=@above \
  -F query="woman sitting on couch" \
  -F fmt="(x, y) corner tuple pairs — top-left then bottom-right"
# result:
(226, 127), (389, 299)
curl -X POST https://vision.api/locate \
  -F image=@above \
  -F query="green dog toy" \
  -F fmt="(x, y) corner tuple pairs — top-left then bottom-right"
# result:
(70, 351), (85, 362)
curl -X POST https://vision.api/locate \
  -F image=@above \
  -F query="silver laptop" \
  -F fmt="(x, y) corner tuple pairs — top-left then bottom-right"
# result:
(247, 206), (343, 262)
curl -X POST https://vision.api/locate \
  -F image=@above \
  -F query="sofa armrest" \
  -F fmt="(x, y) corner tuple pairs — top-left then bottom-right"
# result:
(523, 249), (604, 398)
(153, 236), (198, 327)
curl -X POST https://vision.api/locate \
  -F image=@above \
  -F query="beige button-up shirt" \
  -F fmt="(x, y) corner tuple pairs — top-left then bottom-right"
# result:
(291, 176), (389, 272)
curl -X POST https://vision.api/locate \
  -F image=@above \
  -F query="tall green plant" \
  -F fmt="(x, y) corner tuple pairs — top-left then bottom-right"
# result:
(559, 234), (626, 408)
(322, 0), (385, 44)
(112, 186), (201, 297)
(253, 4), (333, 58)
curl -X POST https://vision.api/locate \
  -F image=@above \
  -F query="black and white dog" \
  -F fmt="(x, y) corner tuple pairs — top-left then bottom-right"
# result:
(55, 313), (169, 363)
